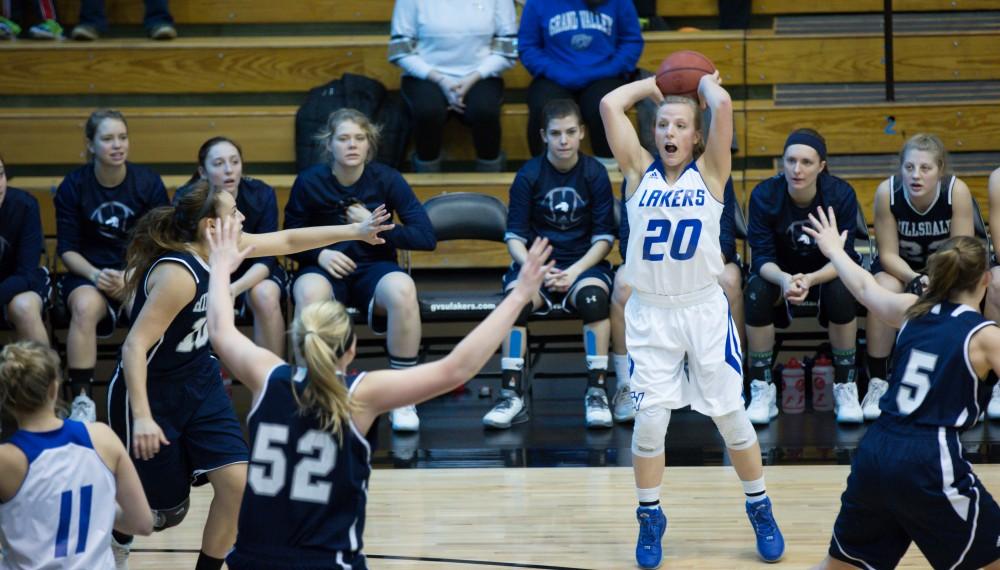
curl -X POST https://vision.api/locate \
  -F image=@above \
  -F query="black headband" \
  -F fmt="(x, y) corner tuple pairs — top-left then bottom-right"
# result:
(784, 132), (827, 161)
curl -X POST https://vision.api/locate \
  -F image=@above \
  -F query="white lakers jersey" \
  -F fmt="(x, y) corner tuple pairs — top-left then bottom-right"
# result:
(623, 160), (724, 297)
(0, 420), (116, 570)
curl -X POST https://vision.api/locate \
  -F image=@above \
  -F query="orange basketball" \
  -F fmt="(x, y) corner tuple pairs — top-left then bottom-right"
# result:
(655, 50), (716, 96)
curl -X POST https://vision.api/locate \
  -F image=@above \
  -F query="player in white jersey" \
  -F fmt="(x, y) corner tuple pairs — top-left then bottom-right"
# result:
(0, 341), (151, 570)
(600, 72), (784, 567)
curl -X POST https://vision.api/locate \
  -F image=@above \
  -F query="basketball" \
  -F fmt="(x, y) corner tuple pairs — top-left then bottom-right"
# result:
(655, 50), (716, 96)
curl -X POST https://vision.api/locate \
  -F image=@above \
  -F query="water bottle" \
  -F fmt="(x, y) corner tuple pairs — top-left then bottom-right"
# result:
(781, 358), (806, 414)
(812, 355), (835, 412)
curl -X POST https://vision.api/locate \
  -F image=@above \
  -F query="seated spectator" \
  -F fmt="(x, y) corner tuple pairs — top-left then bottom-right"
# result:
(389, 0), (517, 173)
(482, 100), (616, 430)
(54, 109), (169, 423)
(70, 0), (174, 40)
(0, 154), (49, 346)
(744, 128), (863, 425)
(285, 109), (436, 433)
(0, 0), (63, 39)
(866, 133), (973, 421)
(984, 165), (1000, 416)
(519, 0), (643, 165)
(611, 176), (744, 424)
(174, 137), (287, 359)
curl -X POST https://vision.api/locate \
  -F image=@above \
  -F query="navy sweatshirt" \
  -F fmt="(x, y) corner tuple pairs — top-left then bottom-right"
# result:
(0, 187), (44, 306)
(284, 163), (436, 266)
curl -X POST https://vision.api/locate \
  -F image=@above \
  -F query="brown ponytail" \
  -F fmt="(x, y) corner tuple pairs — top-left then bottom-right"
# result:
(291, 300), (356, 442)
(904, 236), (987, 320)
(124, 180), (221, 300)
(0, 341), (62, 414)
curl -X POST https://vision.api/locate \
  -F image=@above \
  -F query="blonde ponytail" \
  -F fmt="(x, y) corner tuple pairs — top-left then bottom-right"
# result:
(291, 300), (356, 442)
(0, 341), (62, 414)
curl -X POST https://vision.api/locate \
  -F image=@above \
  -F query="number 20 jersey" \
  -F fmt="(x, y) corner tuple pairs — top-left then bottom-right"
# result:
(623, 160), (724, 297)
(129, 250), (212, 378)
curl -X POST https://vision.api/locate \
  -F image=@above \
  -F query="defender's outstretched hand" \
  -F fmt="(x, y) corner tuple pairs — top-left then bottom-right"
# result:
(803, 206), (848, 260)
(512, 238), (554, 302)
(207, 216), (255, 274)
(358, 204), (395, 245)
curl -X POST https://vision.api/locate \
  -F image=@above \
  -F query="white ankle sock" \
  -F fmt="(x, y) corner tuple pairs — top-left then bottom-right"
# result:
(742, 476), (767, 503)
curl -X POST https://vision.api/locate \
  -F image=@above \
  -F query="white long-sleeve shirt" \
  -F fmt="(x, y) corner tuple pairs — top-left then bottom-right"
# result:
(389, 0), (518, 80)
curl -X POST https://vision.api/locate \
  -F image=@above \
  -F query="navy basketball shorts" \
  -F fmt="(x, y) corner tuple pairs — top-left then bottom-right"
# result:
(58, 272), (124, 338)
(1, 267), (50, 328)
(502, 260), (613, 314)
(829, 417), (1000, 569)
(108, 357), (249, 510)
(295, 261), (405, 335)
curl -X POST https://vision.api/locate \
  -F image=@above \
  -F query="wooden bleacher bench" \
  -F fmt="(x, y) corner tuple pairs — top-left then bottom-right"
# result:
(53, 0), (994, 24)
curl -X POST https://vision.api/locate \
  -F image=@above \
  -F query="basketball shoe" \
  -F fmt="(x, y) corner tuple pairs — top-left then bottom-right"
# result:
(483, 389), (528, 429)
(612, 382), (636, 422)
(635, 506), (667, 569)
(585, 387), (612, 428)
(834, 382), (864, 424)
(747, 380), (776, 425)
(746, 497), (784, 562)
(988, 383), (1000, 420)
(861, 378), (888, 421)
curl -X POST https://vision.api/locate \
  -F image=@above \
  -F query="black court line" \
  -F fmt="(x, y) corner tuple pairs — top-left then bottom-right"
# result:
(131, 549), (594, 569)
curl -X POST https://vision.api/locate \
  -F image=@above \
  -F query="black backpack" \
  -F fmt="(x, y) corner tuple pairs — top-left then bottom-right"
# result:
(295, 73), (411, 171)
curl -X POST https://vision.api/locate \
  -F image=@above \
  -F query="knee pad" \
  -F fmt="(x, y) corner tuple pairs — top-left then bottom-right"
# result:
(631, 407), (670, 458)
(575, 285), (610, 324)
(152, 497), (190, 532)
(711, 409), (758, 451)
(822, 278), (857, 325)
(744, 276), (780, 327)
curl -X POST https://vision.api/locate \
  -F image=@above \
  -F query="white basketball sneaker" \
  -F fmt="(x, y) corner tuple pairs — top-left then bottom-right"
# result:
(988, 384), (1000, 420)
(834, 382), (864, 424)
(111, 536), (130, 570)
(483, 389), (528, 429)
(389, 405), (420, 432)
(612, 383), (636, 423)
(585, 387), (613, 428)
(861, 378), (888, 421)
(68, 393), (97, 423)
(747, 380), (774, 425)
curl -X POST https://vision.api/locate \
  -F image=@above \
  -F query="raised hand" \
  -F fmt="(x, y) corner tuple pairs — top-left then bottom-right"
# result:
(513, 238), (554, 301)
(358, 204), (394, 245)
(802, 206), (848, 260)
(207, 216), (254, 274)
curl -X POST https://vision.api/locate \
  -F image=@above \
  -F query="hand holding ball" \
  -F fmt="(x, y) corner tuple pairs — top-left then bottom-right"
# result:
(655, 50), (717, 96)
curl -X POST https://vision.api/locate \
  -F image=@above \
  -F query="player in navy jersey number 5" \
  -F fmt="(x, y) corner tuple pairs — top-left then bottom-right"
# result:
(106, 181), (392, 570)
(0, 342), (152, 570)
(601, 71), (783, 567)
(806, 206), (1000, 570)
(205, 216), (551, 570)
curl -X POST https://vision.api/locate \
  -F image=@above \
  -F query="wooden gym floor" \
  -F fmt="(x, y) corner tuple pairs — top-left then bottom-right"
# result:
(131, 464), (1000, 569)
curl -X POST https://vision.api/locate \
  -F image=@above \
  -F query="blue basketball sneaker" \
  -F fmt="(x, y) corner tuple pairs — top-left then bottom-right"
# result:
(635, 506), (667, 569)
(746, 497), (784, 562)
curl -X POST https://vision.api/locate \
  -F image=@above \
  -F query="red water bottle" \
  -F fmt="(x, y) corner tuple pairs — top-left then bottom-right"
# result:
(781, 358), (806, 414)
(812, 355), (835, 412)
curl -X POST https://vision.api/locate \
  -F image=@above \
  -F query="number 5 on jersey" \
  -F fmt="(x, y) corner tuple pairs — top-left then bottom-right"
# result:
(642, 218), (703, 261)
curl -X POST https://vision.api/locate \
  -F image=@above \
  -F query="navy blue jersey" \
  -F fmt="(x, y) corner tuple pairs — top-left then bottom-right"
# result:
(880, 302), (994, 429)
(0, 187), (44, 306)
(747, 171), (860, 275)
(174, 177), (280, 279)
(233, 364), (371, 565)
(506, 155), (615, 266)
(128, 250), (212, 378)
(284, 163), (436, 266)
(888, 174), (956, 271)
(618, 177), (737, 264)
(55, 163), (169, 270)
